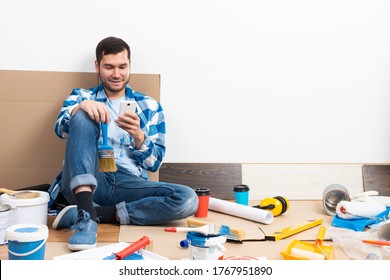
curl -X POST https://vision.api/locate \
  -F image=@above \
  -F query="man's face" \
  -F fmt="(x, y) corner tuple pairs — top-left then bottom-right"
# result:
(96, 49), (130, 98)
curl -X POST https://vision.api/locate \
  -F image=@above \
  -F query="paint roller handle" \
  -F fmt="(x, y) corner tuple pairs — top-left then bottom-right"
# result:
(350, 190), (379, 200)
(315, 226), (326, 246)
(114, 236), (150, 260)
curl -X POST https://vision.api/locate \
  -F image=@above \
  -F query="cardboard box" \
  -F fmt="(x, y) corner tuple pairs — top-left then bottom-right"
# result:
(0, 70), (160, 189)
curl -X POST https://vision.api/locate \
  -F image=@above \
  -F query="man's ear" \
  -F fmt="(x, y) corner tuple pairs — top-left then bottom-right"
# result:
(95, 60), (99, 72)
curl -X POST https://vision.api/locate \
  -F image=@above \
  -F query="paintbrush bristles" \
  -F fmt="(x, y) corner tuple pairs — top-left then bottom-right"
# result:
(98, 158), (117, 172)
(98, 146), (117, 172)
(98, 123), (117, 172)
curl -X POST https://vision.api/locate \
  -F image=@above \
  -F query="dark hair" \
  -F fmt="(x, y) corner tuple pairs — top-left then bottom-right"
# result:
(95, 36), (131, 64)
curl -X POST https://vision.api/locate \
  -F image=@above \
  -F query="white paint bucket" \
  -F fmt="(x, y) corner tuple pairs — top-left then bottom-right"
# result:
(0, 191), (49, 226)
(0, 204), (11, 245)
(6, 223), (48, 260)
(186, 232), (226, 260)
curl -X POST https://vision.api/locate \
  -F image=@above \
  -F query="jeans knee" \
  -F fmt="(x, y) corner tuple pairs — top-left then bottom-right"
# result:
(181, 187), (199, 215)
(70, 110), (99, 135)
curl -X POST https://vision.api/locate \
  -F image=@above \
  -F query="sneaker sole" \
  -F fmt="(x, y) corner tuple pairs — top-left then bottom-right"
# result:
(68, 242), (97, 251)
(52, 205), (77, 229)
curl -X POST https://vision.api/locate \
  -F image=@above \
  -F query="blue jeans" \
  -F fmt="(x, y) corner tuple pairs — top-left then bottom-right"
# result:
(61, 110), (198, 225)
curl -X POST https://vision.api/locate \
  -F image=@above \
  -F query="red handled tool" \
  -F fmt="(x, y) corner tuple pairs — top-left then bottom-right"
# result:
(113, 236), (150, 260)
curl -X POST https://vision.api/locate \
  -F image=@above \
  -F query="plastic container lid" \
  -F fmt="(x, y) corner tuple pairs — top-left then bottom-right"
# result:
(0, 191), (49, 208)
(186, 232), (226, 247)
(194, 188), (210, 196)
(233, 185), (250, 192)
(6, 223), (48, 242)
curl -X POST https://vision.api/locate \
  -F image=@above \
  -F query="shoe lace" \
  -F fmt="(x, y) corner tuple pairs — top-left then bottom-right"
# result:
(71, 210), (93, 232)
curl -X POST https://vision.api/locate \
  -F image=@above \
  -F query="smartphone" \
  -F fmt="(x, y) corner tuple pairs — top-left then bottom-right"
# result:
(119, 101), (137, 116)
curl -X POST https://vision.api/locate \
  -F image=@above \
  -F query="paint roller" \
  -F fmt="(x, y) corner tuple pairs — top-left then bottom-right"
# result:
(336, 200), (386, 220)
(290, 248), (326, 260)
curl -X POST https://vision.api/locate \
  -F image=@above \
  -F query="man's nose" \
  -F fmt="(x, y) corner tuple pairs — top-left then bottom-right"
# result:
(112, 68), (120, 77)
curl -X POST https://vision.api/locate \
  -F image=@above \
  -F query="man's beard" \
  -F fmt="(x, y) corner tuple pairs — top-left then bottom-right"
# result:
(99, 73), (130, 93)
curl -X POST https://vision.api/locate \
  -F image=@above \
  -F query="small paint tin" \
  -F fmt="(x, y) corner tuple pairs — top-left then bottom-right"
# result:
(322, 184), (351, 216)
(0, 203), (11, 245)
(186, 232), (226, 260)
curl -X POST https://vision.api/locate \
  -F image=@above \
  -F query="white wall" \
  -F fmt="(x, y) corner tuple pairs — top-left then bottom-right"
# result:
(1, 0), (390, 163)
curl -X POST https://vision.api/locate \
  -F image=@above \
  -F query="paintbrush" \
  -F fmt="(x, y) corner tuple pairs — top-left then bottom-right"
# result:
(0, 187), (40, 199)
(98, 123), (117, 172)
(186, 217), (246, 241)
(164, 224), (218, 236)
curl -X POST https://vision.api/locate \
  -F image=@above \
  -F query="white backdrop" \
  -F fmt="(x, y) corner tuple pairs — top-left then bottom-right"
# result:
(1, 0), (390, 163)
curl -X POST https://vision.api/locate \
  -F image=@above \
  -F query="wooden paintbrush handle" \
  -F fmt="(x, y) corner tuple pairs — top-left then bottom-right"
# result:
(0, 187), (16, 194)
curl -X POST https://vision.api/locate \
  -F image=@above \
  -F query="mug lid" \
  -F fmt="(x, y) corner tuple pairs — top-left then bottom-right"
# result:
(194, 188), (210, 196)
(233, 185), (250, 192)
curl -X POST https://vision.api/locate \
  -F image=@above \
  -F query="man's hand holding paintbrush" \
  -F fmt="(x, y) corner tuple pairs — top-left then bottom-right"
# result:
(71, 100), (111, 124)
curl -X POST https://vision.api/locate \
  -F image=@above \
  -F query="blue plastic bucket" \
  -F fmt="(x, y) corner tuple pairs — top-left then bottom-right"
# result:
(6, 223), (48, 260)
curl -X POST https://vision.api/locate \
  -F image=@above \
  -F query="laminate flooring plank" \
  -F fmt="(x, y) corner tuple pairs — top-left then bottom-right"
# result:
(362, 164), (390, 195)
(159, 163), (242, 199)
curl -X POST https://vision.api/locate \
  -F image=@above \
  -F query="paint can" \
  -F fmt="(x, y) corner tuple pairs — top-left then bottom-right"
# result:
(6, 223), (49, 260)
(0, 191), (49, 225)
(322, 184), (350, 216)
(186, 232), (226, 260)
(0, 203), (11, 245)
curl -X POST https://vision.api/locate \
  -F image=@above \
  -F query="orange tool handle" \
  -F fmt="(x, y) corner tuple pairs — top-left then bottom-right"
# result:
(315, 226), (326, 246)
(114, 236), (150, 260)
(362, 239), (390, 246)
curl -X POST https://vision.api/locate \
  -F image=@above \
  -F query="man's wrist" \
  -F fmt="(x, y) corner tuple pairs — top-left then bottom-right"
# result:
(134, 132), (145, 149)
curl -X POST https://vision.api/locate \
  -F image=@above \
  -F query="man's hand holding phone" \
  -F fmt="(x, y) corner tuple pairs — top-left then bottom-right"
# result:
(116, 101), (144, 149)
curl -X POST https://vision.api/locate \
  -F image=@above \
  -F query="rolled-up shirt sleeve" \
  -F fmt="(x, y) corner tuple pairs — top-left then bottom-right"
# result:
(130, 99), (166, 172)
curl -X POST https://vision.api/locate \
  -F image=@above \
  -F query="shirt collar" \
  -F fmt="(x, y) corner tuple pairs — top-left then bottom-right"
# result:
(95, 84), (134, 102)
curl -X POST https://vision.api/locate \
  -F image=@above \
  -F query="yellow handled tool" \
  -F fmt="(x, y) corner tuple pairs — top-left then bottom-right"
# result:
(265, 218), (323, 241)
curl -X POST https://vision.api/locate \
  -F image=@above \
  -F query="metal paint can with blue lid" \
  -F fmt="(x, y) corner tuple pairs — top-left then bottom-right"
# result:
(186, 232), (227, 260)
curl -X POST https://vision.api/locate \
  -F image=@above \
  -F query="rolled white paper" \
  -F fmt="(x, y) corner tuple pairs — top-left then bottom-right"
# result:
(336, 201), (386, 219)
(208, 197), (274, 224)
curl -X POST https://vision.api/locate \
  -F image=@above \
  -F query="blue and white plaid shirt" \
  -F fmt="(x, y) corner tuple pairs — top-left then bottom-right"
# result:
(54, 83), (166, 180)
